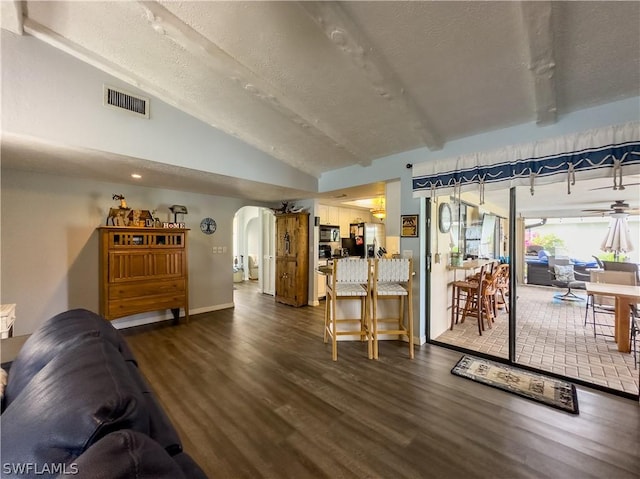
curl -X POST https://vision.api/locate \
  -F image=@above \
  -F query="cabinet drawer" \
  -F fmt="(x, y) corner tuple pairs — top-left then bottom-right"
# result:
(109, 279), (185, 299)
(107, 294), (186, 319)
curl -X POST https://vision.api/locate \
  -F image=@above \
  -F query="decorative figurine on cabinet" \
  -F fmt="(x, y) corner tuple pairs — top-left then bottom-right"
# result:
(106, 194), (131, 226)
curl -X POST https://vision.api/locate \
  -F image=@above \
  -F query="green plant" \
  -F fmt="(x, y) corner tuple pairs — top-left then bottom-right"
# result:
(596, 252), (628, 262)
(530, 233), (565, 252)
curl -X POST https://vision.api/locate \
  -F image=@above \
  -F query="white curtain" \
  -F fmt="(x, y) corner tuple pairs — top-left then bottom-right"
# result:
(413, 121), (640, 198)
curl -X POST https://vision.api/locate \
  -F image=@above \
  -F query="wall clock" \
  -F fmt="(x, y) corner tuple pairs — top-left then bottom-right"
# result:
(438, 203), (452, 234)
(200, 217), (217, 235)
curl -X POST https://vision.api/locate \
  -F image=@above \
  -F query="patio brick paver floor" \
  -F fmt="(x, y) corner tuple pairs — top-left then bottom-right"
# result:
(436, 284), (639, 395)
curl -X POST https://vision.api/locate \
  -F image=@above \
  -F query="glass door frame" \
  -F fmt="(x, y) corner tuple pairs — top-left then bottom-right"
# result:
(424, 189), (638, 401)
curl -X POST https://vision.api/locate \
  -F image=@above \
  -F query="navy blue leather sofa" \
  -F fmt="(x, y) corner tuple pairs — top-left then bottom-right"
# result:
(0, 309), (207, 479)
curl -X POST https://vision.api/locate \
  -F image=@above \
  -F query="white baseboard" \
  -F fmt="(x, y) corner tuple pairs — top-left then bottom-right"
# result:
(112, 303), (234, 330)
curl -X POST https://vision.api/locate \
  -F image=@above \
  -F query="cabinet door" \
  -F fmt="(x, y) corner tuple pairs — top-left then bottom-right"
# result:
(327, 206), (340, 226)
(317, 272), (327, 299)
(339, 208), (353, 237)
(275, 258), (297, 304)
(277, 214), (307, 258)
(276, 216), (292, 257)
(317, 205), (329, 225)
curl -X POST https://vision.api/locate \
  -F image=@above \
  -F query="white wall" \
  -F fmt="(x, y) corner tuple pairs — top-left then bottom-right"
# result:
(528, 217), (640, 263)
(0, 168), (258, 335)
(1, 30), (318, 193)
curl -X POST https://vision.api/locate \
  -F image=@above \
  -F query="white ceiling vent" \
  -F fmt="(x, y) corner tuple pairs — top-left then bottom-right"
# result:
(103, 86), (149, 118)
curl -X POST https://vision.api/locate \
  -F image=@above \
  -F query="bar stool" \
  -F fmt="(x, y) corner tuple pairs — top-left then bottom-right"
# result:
(370, 258), (414, 359)
(493, 263), (510, 313)
(324, 258), (372, 361)
(451, 279), (481, 335)
(451, 264), (496, 335)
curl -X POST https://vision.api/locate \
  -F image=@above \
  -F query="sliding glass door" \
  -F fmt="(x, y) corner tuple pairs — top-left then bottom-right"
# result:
(513, 181), (639, 398)
(429, 187), (510, 360)
(427, 179), (639, 399)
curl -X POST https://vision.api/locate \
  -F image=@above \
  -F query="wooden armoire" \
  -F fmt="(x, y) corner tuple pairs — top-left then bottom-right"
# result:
(98, 227), (189, 322)
(275, 213), (309, 307)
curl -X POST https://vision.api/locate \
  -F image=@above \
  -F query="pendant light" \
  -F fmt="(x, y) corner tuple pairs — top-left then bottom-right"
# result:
(371, 196), (386, 220)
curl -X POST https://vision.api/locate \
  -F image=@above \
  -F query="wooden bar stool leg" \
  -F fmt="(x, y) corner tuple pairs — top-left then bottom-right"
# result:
(365, 293), (373, 359)
(360, 297), (366, 341)
(451, 283), (456, 329)
(407, 292), (414, 359)
(331, 291), (338, 361)
(373, 295), (379, 360)
(324, 294), (330, 343)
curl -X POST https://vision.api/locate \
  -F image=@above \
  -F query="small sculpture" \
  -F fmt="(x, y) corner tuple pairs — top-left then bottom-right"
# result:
(106, 194), (131, 226)
(113, 194), (127, 209)
(272, 201), (307, 214)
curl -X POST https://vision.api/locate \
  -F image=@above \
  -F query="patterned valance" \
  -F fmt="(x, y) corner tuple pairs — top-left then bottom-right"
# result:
(412, 122), (640, 198)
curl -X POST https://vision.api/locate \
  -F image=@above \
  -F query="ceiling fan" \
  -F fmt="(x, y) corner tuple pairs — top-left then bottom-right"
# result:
(589, 174), (640, 191)
(589, 182), (640, 191)
(582, 200), (640, 216)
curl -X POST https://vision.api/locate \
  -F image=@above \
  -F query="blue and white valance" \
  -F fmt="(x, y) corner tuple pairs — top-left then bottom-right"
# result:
(412, 122), (640, 198)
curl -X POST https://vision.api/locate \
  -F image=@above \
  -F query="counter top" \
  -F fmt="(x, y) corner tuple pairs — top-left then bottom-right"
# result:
(447, 259), (496, 271)
(317, 266), (333, 275)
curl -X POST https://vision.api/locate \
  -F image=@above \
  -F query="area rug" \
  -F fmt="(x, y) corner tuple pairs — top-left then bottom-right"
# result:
(451, 355), (579, 414)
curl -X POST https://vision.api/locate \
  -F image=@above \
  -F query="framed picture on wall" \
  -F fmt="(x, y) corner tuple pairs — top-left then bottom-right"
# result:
(401, 214), (419, 237)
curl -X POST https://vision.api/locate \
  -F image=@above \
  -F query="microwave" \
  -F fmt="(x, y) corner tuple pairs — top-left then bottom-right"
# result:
(319, 225), (340, 243)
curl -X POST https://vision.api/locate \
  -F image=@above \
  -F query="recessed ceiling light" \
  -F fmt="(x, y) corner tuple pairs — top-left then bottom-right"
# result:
(131, 173), (142, 179)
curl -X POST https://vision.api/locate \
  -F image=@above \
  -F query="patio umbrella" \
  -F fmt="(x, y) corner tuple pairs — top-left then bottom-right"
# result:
(600, 214), (634, 261)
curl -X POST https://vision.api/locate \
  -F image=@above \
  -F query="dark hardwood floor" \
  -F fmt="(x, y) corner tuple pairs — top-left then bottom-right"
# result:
(121, 281), (640, 479)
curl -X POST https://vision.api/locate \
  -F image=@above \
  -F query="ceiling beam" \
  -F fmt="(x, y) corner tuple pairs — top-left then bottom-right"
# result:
(1, 1), (24, 35)
(138, 1), (368, 169)
(519, 1), (558, 126)
(21, 17), (321, 175)
(298, 1), (443, 151)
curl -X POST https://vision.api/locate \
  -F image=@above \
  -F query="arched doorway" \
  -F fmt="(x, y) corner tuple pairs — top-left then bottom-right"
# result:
(233, 206), (276, 295)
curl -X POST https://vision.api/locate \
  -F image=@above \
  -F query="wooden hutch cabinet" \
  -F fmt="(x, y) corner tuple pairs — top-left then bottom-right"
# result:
(98, 227), (189, 322)
(275, 213), (309, 307)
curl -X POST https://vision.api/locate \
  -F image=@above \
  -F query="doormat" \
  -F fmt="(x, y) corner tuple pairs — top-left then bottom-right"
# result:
(451, 355), (579, 414)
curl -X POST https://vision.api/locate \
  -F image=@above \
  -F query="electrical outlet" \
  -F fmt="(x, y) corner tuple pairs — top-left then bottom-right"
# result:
(222, 246), (227, 253)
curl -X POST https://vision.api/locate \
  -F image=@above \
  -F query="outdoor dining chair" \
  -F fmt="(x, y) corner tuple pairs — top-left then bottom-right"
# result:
(585, 270), (637, 339)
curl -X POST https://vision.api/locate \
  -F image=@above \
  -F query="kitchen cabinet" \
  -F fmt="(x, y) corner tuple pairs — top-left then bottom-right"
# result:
(317, 259), (328, 299)
(319, 204), (370, 237)
(317, 204), (329, 225)
(318, 205), (340, 227)
(98, 227), (189, 322)
(326, 206), (340, 226)
(275, 213), (309, 307)
(339, 208), (370, 236)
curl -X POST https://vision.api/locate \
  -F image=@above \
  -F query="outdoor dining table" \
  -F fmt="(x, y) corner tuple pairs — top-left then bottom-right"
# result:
(585, 282), (640, 353)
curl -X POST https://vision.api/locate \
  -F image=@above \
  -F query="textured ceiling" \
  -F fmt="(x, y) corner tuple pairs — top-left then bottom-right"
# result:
(1, 1), (639, 212)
